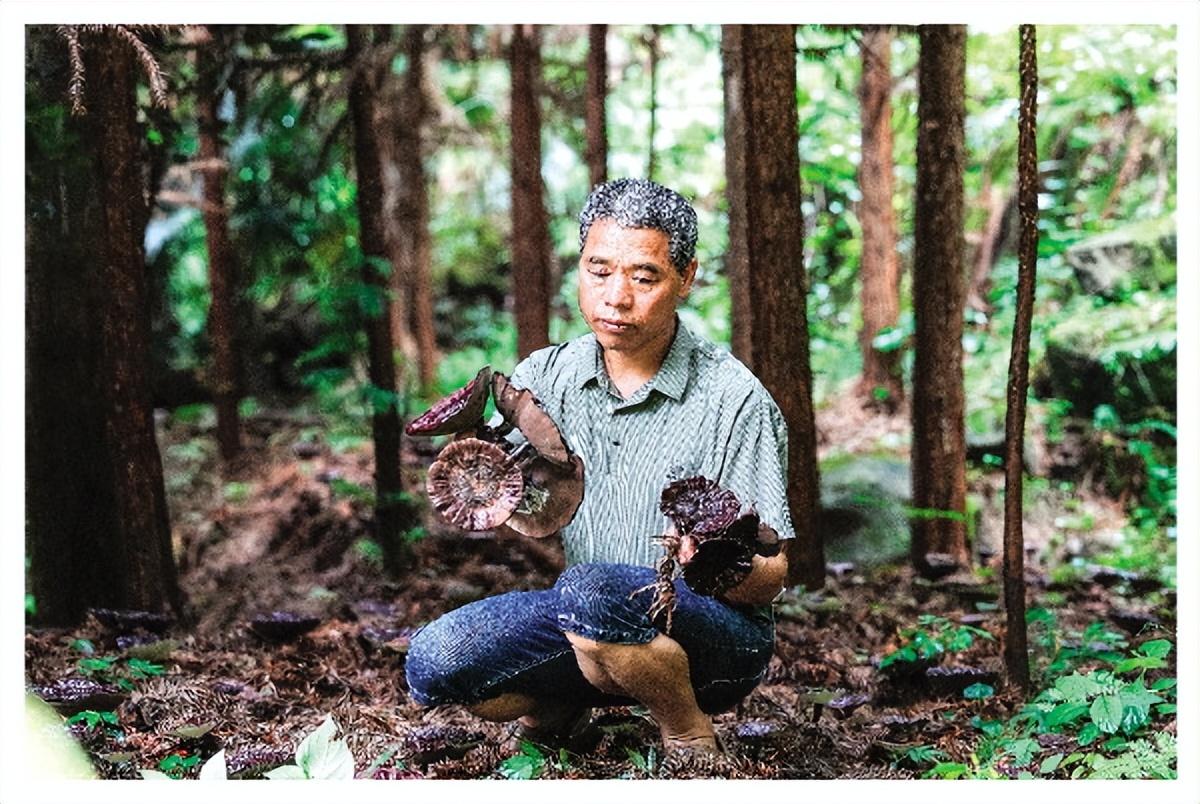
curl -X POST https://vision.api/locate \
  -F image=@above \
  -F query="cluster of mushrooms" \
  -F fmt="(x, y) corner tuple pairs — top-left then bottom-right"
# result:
(647, 476), (781, 632)
(406, 367), (585, 538)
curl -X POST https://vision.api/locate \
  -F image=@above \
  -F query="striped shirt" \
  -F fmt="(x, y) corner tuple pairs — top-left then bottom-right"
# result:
(508, 319), (795, 569)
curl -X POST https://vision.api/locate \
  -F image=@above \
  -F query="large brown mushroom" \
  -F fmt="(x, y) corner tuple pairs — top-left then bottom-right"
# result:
(503, 453), (585, 538)
(491, 372), (572, 467)
(409, 367), (584, 536)
(426, 438), (525, 531)
(643, 478), (783, 630)
(405, 366), (493, 437)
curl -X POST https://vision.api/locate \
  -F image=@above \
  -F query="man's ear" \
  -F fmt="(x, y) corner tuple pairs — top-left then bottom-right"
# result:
(678, 259), (698, 299)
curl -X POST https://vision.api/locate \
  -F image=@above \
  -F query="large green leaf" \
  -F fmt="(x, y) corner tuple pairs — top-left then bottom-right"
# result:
(294, 716), (355, 780)
(1055, 674), (1102, 701)
(1090, 695), (1124, 734)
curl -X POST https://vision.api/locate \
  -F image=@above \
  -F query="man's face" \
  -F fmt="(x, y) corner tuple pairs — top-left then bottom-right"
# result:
(577, 218), (696, 355)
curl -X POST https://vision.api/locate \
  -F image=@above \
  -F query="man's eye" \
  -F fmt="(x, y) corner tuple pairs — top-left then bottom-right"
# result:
(633, 275), (656, 286)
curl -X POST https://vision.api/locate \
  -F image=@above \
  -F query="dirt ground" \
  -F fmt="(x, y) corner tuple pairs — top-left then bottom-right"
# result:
(23, 397), (1176, 780)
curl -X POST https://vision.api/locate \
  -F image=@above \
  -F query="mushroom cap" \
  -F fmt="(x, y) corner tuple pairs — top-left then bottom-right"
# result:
(406, 366), (493, 436)
(659, 476), (741, 536)
(681, 538), (755, 596)
(491, 373), (572, 467)
(426, 438), (525, 531)
(504, 453), (585, 538)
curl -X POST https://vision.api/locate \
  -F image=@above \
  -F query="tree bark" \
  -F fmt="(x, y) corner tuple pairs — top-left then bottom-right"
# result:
(722, 25), (824, 590)
(967, 176), (1010, 314)
(196, 27), (242, 461)
(646, 25), (661, 182)
(390, 24), (438, 393)
(1003, 23), (1039, 695)
(26, 28), (182, 625)
(347, 24), (411, 574)
(509, 24), (551, 359)
(585, 24), (608, 189)
(911, 25), (970, 576)
(855, 25), (903, 411)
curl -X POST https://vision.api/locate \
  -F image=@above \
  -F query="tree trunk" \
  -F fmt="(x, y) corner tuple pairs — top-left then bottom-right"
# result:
(347, 24), (411, 574)
(509, 24), (551, 360)
(585, 24), (608, 189)
(911, 25), (970, 576)
(722, 24), (824, 590)
(967, 176), (1009, 314)
(27, 28), (182, 625)
(389, 24), (438, 393)
(855, 25), (903, 411)
(197, 28), (242, 461)
(1003, 23), (1039, 695)
(646, 25), (661, 181)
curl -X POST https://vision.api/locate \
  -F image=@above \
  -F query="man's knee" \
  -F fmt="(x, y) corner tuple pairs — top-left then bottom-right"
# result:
(555, 563), (660, 645)
(405, 618), (477, 706)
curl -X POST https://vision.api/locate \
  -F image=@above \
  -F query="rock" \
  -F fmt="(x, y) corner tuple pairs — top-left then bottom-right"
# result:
(248, 611), (321, 642)
(291, 441), (322, 459)
(32, 678), (126, 716)
(1064, 217), (1175, 299)
(89, 608), (173, 634)
(825, 561), (857, 581)
(1034, 295), (1175, 421)
(923, 665), (999, 697)
(1109, 608), (1160, 634)
(818, 454), (911, 567)
(401, 725), (484, 766)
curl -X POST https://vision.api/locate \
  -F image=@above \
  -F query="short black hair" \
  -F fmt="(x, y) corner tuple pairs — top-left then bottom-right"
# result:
(578, 178), (699, 273)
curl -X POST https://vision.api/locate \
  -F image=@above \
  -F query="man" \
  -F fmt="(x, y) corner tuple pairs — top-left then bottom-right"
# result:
(406, 178), (793, 757)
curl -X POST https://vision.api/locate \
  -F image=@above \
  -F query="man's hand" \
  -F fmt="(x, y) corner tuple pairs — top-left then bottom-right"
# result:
(716, 550), (788, 607)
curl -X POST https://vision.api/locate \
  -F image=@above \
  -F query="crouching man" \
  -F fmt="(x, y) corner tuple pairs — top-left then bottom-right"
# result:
(406, 178), (793, 757)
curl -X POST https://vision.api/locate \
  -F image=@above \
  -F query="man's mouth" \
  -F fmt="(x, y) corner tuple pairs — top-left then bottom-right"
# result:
(597, 318), (633, 333)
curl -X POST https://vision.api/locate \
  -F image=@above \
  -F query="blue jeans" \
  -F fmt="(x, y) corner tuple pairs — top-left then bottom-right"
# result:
(405, 563), (775, 715)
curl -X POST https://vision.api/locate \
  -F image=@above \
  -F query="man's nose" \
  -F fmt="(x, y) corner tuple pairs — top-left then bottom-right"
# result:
(603, 274), (633, 308)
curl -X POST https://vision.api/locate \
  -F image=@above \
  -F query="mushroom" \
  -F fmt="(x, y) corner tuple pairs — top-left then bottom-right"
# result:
(642, 478), (782, 630)
(503, 453), (585, 538)
(426, 438), (525, 531)
(407, 366), (584, 536)
(491, 372), (572, 467)
(405, 366), (493, 437)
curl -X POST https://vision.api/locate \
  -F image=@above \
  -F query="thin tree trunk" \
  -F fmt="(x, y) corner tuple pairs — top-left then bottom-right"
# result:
(197, 28), (242, 461)
(1003, 23), (1039, 695)
(723, 24), (824, 590)
(585, 24), (608, 189)
(911, 25), (970, 576)
(646, 25), (661, 182)
(347, 24), (410, 574)
(392, 24), (438, 393)
(855, 25), (903, 411)
(1100, 121), (1145, 220)
(967, 177), (1009, 314)
(510, 24), (551, 359)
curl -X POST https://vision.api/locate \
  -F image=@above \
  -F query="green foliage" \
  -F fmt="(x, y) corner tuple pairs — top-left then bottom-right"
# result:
(77, 655), (165, 691)
(879, 614), (994, 669)
(157, 752), (201, 779)
(263, 715), (356, 780)
(498, 740), (547, 780)
(67, 709), (120, 734)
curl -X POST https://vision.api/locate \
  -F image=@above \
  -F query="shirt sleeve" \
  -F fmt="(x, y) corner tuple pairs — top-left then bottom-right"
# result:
(715, 391), (796, 540)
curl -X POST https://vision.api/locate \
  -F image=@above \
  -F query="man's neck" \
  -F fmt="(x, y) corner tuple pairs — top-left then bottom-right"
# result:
(601, 318), (678, 398)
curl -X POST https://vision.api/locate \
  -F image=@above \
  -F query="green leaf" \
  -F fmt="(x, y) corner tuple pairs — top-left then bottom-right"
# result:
(1005, 738), (1038, 765)
(70, 638), (96, 656)
(295, 715), (355, 780)
(1150, 677), (1177, 692)
(923, 762), (968, 779)
(198, 749), (227, 781)
(1078, 723), (1100, 746)
(1090, 694), (1124, 734)
(963, 683), (994, 700)
(263, 764), (307, 780)
(1045, 701), (1089, 728)
(1138, 639), (1172, 659)
(1055, 674), (1102, 701)
(499, 742), (546, 780)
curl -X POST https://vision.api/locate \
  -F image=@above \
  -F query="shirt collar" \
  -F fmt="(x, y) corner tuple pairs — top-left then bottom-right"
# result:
(575, 317), (697, 402)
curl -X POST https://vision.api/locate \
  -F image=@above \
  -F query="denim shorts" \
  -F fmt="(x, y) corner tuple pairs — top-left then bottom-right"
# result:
(405, 562), (775, 715)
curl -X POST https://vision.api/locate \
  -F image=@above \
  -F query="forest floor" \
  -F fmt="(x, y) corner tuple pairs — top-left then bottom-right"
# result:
(24, 395), (1177, 780)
